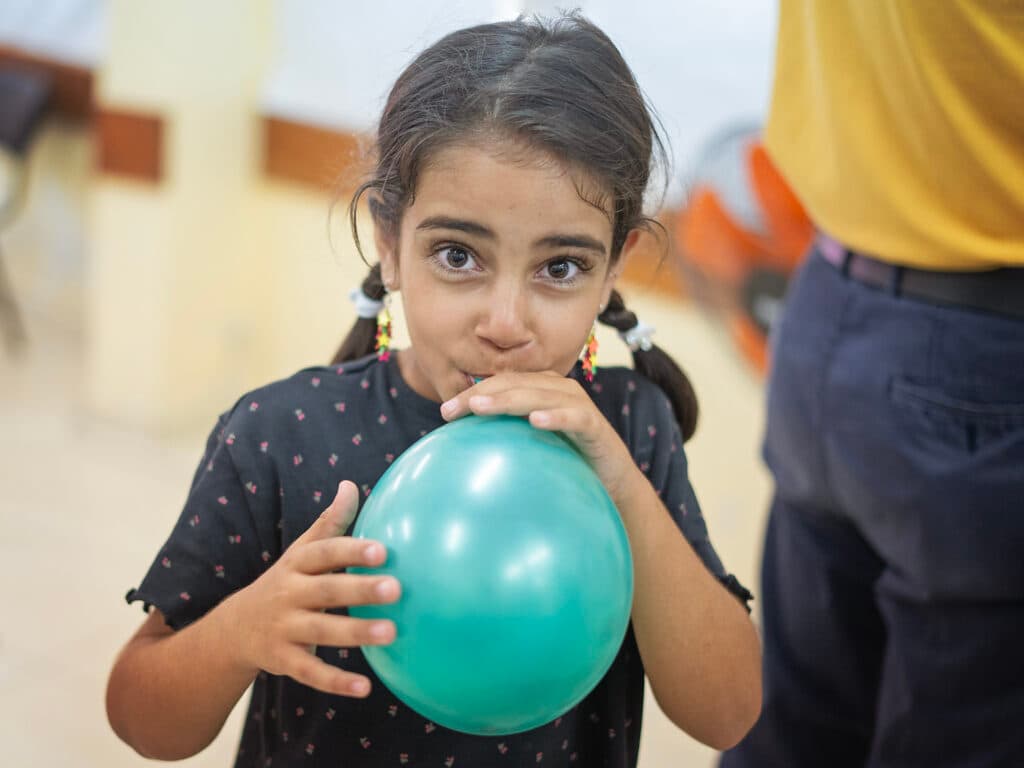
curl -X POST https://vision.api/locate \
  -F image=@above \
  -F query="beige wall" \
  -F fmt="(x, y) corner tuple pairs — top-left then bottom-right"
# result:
(88, 0), (273, 432)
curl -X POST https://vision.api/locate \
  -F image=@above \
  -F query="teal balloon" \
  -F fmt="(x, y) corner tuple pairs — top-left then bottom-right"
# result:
(349, 415), (633, 736)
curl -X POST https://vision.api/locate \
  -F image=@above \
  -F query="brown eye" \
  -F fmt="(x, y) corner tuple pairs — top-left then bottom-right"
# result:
(444, 247), (471, 269)
(546, 259), (579, 280)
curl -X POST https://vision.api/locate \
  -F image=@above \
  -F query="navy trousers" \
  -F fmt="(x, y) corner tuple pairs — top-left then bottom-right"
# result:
(721, 250), (1024, 767)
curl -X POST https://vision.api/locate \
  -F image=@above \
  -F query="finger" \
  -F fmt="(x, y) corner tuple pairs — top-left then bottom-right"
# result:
(292, 535), (389, 575)
(296, 481), (360, 545)
(448, 383), (573, 421)
(290, 570), (401, 609)
(528, 406), (599, 436)
(315, 572), (402, 608)
(477, 374), (572, 400)
(476, 369), (564, 385)
(289, 611), (397, 649)
(441, 371), (570, 420)
(471, 371), (569, 399)
(466, 387), (583, 419)
(326, 480), (361, 532)
(278, 645), (375, 698)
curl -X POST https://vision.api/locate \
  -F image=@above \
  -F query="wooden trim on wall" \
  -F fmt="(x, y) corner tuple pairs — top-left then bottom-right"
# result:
(263, 116), (367, 192)
(95, 108), (164, 183)
(0, 45), (93, 121)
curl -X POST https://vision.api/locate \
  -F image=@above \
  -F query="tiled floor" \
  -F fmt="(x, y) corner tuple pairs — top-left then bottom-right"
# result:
(1, 262), (770, 766)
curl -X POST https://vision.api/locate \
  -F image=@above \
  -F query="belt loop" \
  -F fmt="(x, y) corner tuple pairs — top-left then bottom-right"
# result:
(891, 265), (905, 296)
(841, 250), (853, 278)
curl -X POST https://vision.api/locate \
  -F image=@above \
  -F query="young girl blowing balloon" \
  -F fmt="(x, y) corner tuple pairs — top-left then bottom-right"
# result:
(106, 12), (761, 767)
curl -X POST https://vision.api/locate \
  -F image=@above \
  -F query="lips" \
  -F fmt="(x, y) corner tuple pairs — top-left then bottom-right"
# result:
(463, 372), (491, 387)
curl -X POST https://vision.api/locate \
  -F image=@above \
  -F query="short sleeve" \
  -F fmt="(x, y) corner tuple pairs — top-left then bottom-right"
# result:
(623, 377), (754, 612)
(126, 407), (282, 629)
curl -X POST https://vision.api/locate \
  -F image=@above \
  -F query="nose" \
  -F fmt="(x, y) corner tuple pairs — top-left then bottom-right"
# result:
(475, 282), (533, 354)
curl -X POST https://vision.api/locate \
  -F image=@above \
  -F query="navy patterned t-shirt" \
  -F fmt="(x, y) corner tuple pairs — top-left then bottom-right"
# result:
(127, 353), (749, 768)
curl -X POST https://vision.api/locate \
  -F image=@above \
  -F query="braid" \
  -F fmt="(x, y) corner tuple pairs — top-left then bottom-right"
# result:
(598, 290), (699, 441)
(597, 290), (639, 335)
(331, 263), (387, 365)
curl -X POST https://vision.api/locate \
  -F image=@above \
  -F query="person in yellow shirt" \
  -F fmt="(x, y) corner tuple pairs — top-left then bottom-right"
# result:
(721, 2), (1024, 766)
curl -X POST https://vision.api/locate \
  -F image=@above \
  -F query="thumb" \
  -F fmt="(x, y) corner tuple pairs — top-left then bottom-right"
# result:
(302, 480), (360, 542)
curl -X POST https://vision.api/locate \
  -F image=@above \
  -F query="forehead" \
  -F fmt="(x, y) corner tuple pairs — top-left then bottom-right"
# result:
(406, 142), (613, 238)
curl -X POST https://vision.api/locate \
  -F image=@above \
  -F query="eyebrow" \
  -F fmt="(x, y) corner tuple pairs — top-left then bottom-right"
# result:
(415, 215), (607, 257)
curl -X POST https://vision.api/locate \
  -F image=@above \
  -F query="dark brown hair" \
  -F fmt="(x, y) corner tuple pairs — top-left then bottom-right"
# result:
(332, 12), (699, 440)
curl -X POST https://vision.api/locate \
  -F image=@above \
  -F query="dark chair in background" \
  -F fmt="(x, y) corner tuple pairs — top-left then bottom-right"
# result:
(0, 66), (53, 354)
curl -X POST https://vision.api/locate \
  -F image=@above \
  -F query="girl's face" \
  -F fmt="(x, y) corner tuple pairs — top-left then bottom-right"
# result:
(376, 142), (634, 404)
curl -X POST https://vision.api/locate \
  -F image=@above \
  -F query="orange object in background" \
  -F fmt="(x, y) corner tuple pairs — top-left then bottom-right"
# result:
(675, 125), (814, 375)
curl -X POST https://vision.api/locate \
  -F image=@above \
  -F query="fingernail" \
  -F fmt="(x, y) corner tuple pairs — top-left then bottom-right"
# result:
(350, 679), (369, 695)
(363, 543), (382, 562)
(370, 621), (392, 639)
(532, 411), (551, 426)
(375, 578), (396, 598)
(440, 399), (457, 418)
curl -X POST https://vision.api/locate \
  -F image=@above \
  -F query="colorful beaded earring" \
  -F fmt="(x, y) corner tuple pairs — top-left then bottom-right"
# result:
(582, 326), (599, 382)
(375, 295), (393, 361)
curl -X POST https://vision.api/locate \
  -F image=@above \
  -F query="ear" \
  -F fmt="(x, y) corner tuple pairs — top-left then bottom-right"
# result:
(599, 230), (640, 308)
(374, 226), (400, 291)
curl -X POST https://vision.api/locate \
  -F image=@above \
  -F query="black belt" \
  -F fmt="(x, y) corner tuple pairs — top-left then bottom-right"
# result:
(817, 236), (1024, 320)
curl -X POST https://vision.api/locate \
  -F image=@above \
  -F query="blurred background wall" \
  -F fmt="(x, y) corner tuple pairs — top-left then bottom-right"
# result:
(0, 2), (782, 766)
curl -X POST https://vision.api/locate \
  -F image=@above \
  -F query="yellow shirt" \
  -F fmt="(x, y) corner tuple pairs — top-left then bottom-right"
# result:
(765, 0), (1024, 269)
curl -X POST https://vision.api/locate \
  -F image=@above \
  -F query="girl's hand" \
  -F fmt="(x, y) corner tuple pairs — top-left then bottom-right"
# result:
(223, 481), (400, 697)
(440, 371), (636, 504)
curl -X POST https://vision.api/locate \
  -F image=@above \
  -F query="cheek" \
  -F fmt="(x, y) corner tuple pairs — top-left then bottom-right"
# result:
(403, 293), (462, 348)
(537, 309), (595, 363)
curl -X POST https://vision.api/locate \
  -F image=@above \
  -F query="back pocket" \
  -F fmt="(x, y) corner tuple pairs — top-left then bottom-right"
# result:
(890, 377), (1024, 454)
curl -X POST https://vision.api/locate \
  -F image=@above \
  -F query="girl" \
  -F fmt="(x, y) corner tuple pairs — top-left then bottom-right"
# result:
(106, 13), (760, 767)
